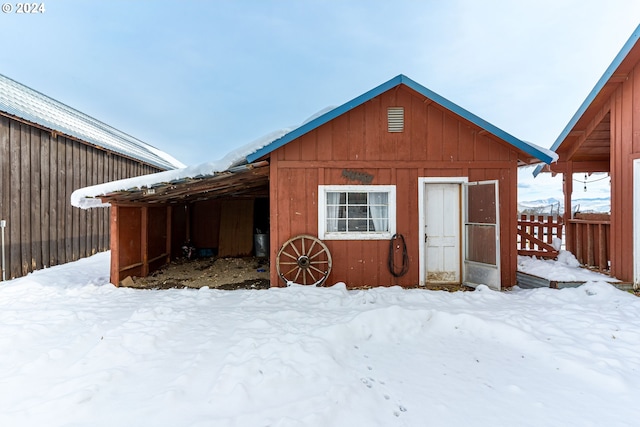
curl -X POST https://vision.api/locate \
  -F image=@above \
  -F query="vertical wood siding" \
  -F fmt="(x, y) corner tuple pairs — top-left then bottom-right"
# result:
(0, 115), (162, 280)
(609, 61), (640, 282)
(269, 85), (520, 288)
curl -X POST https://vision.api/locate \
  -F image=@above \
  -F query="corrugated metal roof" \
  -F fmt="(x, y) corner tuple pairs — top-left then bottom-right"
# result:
(0, 73), (184, 170)
(246, 74), (556, 165)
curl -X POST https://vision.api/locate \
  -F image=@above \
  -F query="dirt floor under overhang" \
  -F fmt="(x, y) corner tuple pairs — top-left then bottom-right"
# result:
(123, 256), (271, 290)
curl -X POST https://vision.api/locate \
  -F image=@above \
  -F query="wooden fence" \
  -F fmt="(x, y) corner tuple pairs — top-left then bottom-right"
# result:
(566, 213), (611, 273)
(517, 214), (563, 258)
(517, 212), (611, 273)
(0, 115), (162, 280)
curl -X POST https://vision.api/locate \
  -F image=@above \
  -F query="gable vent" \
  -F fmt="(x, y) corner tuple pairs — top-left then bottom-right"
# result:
(387, 107), (404, 132)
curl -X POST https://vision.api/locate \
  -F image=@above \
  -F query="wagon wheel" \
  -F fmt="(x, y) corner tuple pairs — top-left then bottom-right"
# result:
(276, 234), (332, 286)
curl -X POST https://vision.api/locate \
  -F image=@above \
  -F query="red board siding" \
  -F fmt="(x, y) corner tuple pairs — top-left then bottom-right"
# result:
(609, 61), (640, 282)
(268, 85), (521, 288)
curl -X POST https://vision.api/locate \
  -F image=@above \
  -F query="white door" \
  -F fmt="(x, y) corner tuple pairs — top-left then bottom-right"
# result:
(463, 180), (500, 290)
(423, 183), (461, 283)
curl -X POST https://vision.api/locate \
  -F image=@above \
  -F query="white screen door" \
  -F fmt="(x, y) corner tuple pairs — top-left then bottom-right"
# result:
(424, 183), (461, 283)
(463, 180), (500, 290)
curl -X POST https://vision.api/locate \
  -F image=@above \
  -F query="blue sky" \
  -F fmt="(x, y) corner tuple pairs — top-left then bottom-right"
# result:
(1, 0), (638, 203)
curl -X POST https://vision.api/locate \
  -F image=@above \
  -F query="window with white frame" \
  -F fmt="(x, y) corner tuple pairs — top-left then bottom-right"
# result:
(318, 185), (396, 240)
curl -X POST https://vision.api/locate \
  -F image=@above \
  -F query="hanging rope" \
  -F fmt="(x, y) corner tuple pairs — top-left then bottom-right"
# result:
(572, 175), (610, 184)
(388, 234), (409, 277)
(573, 173), (610, 192)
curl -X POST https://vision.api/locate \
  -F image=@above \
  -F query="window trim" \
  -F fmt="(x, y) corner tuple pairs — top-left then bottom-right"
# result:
(318, 185), (396, 240)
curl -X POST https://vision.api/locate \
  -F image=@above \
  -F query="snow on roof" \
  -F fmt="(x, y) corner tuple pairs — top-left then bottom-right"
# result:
(73, 75), (559, 209)
(0, 73), (184, 170)
(522, 140), (559, 166)
(71, 127), (294, 209)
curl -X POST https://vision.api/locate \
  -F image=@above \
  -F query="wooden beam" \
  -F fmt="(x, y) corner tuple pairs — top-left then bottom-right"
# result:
(548, 160), (610, 173)
(166, 205), (172, 263)
(564, 162), (574, 254)
(141, 206), (149, 277)
(110, 205), (119, 286)
(598, 224), (607, 272)
(517, 229), (558, 252)
(517, 249), (558, 258)
(565, 107), (610, 162)
(277, 160), (516, 169)
(98, 163), (270, 205)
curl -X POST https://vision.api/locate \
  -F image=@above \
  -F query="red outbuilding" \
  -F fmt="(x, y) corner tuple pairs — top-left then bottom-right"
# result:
(78, 75), (555, 290)
(540, 24), (640, 287)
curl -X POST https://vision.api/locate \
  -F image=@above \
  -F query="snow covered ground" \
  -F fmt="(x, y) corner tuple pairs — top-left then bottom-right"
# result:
(1, 252), (639, 427)
(518, 249), (621, 283)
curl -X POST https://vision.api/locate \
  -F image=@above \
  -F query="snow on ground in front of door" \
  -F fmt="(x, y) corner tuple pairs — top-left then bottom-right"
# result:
(518, 249), (620, 282)
(0, 251), (639, 427)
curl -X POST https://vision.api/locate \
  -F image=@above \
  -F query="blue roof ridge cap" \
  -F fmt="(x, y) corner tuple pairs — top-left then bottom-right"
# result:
(246, 74), (555, 165)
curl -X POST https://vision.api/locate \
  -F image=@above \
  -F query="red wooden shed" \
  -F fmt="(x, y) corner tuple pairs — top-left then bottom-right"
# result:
(79, 75), (555, 290)
(540, 24), (640, 287)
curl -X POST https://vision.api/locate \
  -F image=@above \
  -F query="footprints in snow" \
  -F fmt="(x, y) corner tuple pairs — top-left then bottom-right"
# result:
(354, 345), (407, 418)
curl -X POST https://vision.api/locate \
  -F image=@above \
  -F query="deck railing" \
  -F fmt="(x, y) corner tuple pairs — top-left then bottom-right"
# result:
(517, 214), (563, 258)
(565, 213), (611, 273)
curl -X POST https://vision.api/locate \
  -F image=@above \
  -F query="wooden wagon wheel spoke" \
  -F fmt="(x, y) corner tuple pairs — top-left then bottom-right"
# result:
(309, 250), (327, 260)
(284, 265), (300, 277)
(281, 251), (299, 261)
(305, 268), (319, 283)
(305, 238), (317, 254)
(308, 264), (326, 276)
(290, 241), (303, 258)
(276, 234), (332, 286)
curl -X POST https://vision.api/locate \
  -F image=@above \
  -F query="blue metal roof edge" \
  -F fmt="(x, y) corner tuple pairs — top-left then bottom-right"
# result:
(533, 23), (640, 177)
(246, 75), (404, 163)
(246, 74), (555, 165)
(398, 76), (555, 164)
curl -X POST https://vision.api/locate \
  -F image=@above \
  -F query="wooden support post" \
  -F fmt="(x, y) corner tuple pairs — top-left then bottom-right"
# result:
(110, 204), (120, 286)
(575, 223), (583, 264)
(543, 215), (550, 245)
(166, 205), (172, 264)
(185, 203), (191, 242)
(557, 219), (564, 247)
(564, 163), (574, 253)
(536, 215), (541, 247)
(587, 223), (594, 266)
(141, 206), (149, 277)
(598, 224), (607, 272)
